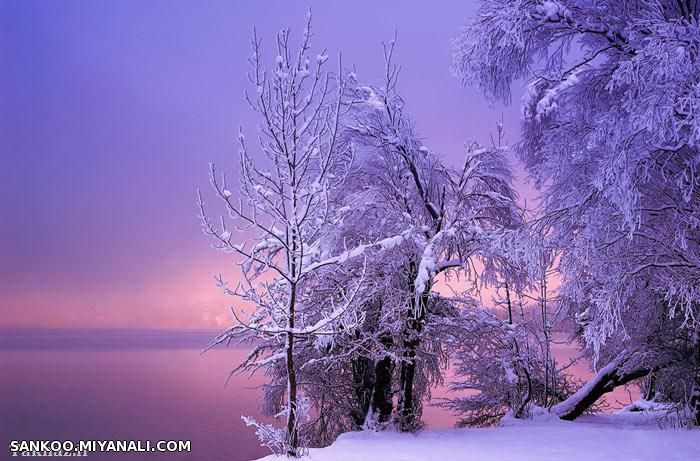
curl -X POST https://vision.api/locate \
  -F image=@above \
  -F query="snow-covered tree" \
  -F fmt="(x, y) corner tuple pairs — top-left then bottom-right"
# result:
(198, 15), (370, 455)
(454, 0), (700, 424)
(329, 41), (525, 431)
(443, 227), (582, 427)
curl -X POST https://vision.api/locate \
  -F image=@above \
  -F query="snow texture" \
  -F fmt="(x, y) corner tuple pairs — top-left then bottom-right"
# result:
(254, 415), (698, 461)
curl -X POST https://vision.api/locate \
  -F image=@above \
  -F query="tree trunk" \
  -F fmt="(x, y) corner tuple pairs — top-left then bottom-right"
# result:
(351, 355), (375, 428)
(358, 302), (394, 428)
(397, 339), (419, 431)
(643, 373), (656, 401)
(551, 352), (652, 421)
(397, 286), (428, 432)
(371, 355), (394, 423)
(690, 326), (700, 426)
(355, 352), (394, 428)
(286, 329), (298, 455)
(286, 283), (298, 456)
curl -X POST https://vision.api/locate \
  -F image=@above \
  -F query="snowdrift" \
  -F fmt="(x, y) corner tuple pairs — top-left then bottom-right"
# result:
(254, 412), (698, 461)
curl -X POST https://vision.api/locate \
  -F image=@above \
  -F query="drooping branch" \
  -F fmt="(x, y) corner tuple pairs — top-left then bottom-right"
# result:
(551, 351), (661, 421)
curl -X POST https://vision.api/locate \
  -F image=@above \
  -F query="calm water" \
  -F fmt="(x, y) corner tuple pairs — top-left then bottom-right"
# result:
(0, 330), (634, 461)
(0, 330), (273, 461)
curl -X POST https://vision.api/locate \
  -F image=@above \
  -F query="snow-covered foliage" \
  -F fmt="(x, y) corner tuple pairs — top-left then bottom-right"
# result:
(241, 415), (302, 458)
(334, 41), (524, 433)
(241, 395), (314, 456)
(442, 266), (581, 427)
(252, 40), (528, 442)
(199, 2), (700, 452)
(454, 0), (700, 424)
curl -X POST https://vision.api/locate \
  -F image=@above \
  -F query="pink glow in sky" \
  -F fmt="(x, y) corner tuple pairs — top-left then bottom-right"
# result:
(0, 0), (527, 329)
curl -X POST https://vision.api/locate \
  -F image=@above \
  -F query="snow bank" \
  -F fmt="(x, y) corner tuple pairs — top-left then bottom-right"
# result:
(254, 415), (697, 461)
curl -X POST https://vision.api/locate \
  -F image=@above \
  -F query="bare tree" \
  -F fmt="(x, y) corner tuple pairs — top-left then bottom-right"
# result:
(198, 13), (368, 456)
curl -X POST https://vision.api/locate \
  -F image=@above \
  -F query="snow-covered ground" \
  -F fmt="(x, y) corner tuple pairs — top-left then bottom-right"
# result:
(255, 411), (698, 461)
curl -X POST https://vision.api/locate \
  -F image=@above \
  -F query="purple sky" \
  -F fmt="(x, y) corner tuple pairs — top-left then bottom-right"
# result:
(0, 1), (523, 329)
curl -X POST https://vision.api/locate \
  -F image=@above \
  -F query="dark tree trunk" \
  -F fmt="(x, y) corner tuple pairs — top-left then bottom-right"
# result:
(353, 351), (394, 428)
(398, 338), (420, 431)
(351, 355), (375, 428)
(690, 327), (700, 426)
(355, 297), (395, 428)
(397, 285), (428, 432)
(643, 374), (656, 401)
(371, 354), (395, 423)
(552, 353), (653, 421)
(286, 280), (298, 456)
(286, 328), (298, 455)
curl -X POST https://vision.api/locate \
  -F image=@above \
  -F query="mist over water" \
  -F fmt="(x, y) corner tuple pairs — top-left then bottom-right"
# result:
(0, 330), (636, 461)
(1, 330), (272, 461)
